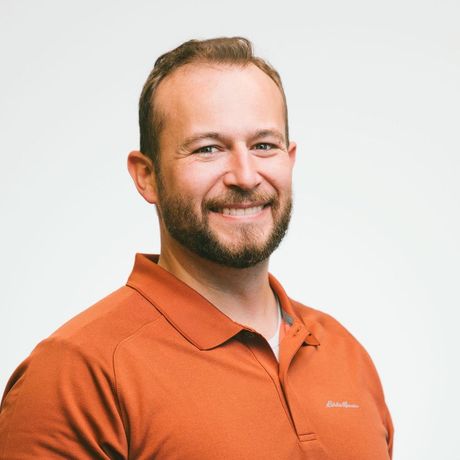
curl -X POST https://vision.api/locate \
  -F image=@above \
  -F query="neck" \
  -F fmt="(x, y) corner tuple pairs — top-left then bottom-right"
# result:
(158, 240), (278, 339)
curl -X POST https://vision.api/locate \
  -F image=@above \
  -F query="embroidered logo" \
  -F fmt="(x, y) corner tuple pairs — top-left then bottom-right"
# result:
(326, 400), (360, 409)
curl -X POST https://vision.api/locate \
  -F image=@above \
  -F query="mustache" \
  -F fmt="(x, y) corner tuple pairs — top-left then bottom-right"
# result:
(205, 190), (276, 210)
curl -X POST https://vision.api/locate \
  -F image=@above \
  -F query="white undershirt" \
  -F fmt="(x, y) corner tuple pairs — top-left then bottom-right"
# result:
(267, 297), (282, 361)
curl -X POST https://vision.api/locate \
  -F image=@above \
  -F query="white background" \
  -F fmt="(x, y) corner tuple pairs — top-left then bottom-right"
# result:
(1, 1), (459, 458)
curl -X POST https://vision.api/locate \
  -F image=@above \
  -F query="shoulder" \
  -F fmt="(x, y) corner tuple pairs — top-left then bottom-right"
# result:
(3, 286), (162, 396)
(291, 299), (357, 340)
(49, 285), (161, 350)
(0, 287), (154, 457)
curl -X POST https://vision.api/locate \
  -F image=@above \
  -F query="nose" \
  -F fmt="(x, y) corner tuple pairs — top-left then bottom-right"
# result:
(223, 148), (262, 191)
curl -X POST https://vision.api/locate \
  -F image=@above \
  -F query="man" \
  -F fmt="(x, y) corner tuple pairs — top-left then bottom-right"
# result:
(0, 37), (393, 459)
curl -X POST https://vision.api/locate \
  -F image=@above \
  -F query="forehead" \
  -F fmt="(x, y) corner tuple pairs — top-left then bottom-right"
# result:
(154, 62), (286, 143)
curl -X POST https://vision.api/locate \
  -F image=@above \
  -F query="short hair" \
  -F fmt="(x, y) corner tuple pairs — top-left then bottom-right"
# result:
(139, 37), (289, 171)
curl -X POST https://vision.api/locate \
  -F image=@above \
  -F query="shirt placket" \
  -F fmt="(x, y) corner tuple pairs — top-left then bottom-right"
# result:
(242, 322), (330, 459)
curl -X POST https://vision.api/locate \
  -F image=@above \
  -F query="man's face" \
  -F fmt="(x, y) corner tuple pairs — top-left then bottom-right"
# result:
(152, 63), (296, 268)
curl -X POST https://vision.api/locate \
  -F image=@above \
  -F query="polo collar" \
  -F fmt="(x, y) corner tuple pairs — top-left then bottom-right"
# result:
(126, 253), (320, 350)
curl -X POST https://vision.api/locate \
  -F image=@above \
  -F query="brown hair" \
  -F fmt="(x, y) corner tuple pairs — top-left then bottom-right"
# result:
(138, 37), (289, 171)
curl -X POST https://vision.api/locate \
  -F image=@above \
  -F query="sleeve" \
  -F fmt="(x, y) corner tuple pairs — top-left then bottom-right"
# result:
(0, 337), (128, 459)
(360, 344), (395, 459)
(384, 400), (394, 458)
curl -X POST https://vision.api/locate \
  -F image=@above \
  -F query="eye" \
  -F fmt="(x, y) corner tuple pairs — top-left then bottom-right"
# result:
(193, 145), (219, 155)
(253, 143), (276, 151)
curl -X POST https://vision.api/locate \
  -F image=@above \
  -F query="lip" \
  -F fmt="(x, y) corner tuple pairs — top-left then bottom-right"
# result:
(210, 203), (270, 219)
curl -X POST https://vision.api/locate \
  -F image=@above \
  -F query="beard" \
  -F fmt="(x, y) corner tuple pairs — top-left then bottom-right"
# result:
(156, 182), (292, 269)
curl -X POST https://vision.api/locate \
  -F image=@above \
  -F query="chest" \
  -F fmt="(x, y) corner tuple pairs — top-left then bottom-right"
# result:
(114, 333), (390, 460)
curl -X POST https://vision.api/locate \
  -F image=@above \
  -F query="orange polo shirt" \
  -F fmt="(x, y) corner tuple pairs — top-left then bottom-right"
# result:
(0, 254), (393, 459)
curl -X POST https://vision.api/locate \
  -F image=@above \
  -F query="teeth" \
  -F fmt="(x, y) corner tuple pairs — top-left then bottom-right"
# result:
(221, 206), (264, 216)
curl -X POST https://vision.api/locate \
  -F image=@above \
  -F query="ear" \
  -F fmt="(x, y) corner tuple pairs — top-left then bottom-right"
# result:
(127, 150), (159, 204)
(287, 141), (297, 167)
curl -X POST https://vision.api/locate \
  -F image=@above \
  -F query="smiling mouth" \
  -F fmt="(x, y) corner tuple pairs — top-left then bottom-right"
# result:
(221, 205), (265, 216)
(206, 193), (274, 217)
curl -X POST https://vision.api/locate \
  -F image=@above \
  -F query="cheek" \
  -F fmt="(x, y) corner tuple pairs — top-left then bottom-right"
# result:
(263, 161), (293, 193)
(165, 169), (222, 212)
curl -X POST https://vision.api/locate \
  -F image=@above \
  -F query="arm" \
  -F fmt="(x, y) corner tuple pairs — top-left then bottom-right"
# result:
(0, 337), (128, 459)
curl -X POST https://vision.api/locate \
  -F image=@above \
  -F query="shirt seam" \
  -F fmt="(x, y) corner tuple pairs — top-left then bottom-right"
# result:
(112, 316), (164, 450)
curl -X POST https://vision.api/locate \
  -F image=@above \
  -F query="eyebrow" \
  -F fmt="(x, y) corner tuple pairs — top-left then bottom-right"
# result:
(179, 132), (224, 151)
(179, 129), (286, 151)
(252, 129), (286, 145)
